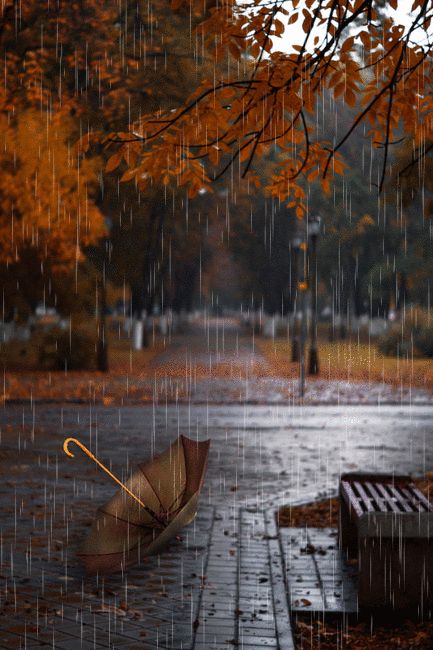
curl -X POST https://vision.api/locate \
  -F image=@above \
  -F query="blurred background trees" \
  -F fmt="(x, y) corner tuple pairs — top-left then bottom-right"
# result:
(0, 0), (432, 370)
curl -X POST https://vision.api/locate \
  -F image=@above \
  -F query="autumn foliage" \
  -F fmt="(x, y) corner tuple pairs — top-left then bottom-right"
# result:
(0, 111), (104, 268)
(99, 0), (433, 218)
(0, 0), (214, 319)
(1, 0), (433, 327)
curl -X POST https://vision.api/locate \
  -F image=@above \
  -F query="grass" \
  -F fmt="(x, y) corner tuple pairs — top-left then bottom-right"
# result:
(255, 337), (433, 391)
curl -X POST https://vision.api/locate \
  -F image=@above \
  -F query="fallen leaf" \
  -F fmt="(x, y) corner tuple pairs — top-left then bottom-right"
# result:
(92, 604), (127, 617)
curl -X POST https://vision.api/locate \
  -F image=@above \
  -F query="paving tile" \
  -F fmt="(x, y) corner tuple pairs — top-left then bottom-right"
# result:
(239, 626), (276, 636)
(196, 624), (234, 635)
(281, 527), (358, 616)
(55, 639), (105, 650)
(238, 635), (278, 646)
(194, 640), (234, 650)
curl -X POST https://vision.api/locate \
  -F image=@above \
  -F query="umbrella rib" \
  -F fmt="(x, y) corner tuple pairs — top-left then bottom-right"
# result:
(63, 437), (165, 526)
(166, 489), (186, 513)
(139, 471), (186, 517)
(98, 508), (162, 530)
(139, 468), (167, 512)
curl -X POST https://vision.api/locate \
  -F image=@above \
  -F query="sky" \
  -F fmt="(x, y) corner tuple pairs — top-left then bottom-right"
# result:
(275, 3), (433, 54)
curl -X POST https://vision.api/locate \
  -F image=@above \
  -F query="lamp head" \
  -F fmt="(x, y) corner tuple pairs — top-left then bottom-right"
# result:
(308, 215), (321, 236)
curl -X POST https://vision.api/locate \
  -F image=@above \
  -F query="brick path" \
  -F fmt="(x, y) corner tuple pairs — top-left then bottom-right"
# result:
(1, 403), (432, 648)
(281, 527), (357, 616)
(196, 509), (294, 649)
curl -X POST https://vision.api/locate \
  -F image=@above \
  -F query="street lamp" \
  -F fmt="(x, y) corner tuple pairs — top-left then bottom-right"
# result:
(298, 236), (309, 399)
(308, 215), (321, 375)
(96, 239), (109, 373)
(291, 235), (303, 363)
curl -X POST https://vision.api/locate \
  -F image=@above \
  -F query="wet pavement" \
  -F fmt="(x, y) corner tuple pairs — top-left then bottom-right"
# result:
(1, 313), (432, 648)
(1, 402), (432, 647)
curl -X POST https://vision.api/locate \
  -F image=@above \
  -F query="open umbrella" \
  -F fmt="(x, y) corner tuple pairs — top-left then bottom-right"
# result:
(63, 434), (210, 575)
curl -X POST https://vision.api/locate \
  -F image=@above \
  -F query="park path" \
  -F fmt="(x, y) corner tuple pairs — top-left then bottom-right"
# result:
(1, 402), (433, 648)
(148, 317), (433, 405)
(151, 316), (270, 377)
(3, 317), (432, 405)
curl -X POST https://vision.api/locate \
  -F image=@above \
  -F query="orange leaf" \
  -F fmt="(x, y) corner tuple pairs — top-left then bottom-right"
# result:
(302, 9), (312, 33)
(341, 36), (354, 53)
(295, 205), (304, 219)
(345, 88), (356, 108)
(106, 151), (122, 173)
(120, 168), (137, 183)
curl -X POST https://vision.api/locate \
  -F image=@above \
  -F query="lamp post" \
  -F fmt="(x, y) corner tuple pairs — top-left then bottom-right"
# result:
(308, 215), (321, 375)
(97, 242), (109, 373)
(291, 236), (302, 363)
(298, 238), (308, 399)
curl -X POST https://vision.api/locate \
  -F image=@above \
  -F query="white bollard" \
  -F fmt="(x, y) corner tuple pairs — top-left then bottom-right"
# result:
(132, 319), (143, 351)
(263, 315), (276, 338)
(159, 315), (168, 336)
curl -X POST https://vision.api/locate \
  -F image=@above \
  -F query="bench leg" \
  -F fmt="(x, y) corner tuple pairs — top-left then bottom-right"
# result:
(358, 537), (433, 614)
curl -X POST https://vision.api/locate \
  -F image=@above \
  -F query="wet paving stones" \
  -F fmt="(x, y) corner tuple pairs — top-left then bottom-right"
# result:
(281, 527), (358, 616)
(1, 403), (432, 647)
(195, 508), (294, 649)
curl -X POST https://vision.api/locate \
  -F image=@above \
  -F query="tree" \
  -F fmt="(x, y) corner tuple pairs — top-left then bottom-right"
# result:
(102, 0), (433, 216)
(301, 87), (433, 328)
(228, 190), (297, 314)
(0, 0), (217, 349)
(0, 109), (104, 319)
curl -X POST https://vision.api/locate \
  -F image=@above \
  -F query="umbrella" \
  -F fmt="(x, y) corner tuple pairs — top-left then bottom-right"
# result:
(63, 434), (210, 575)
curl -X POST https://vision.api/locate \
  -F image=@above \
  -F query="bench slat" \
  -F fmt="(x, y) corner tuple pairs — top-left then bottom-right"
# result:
(341, 475), (433, 520)
(364, 482), (388, 512)
(402, 486), (433, 512)
(341, 480), (364, 518)
(374, 483), (402, 512)
(353, 481), (375, 512)
(388, 485), (413, 512)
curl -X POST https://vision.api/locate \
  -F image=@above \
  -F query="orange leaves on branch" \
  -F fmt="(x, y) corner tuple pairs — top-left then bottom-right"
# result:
(0, 110), (104, 268)
(97, 0), (433, 210)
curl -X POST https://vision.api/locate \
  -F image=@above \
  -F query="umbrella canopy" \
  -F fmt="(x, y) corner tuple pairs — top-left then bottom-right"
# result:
(76, 435), (210, 575)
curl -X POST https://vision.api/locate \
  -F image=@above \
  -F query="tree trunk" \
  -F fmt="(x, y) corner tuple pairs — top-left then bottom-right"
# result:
(97, 277), (109, 372)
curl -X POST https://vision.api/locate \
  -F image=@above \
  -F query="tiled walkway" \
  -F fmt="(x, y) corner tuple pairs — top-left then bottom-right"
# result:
(196, 509), (294, 649)
(0, 503), (294, 649)
(281, 527), (357, 617)
(1, 403), (432, 648)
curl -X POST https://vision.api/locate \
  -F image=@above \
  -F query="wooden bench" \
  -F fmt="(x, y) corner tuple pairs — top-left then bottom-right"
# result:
(339, 472), (433, 613)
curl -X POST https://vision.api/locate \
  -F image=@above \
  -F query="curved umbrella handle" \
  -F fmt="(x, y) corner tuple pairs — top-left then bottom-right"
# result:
(63, 437), (164, 526)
